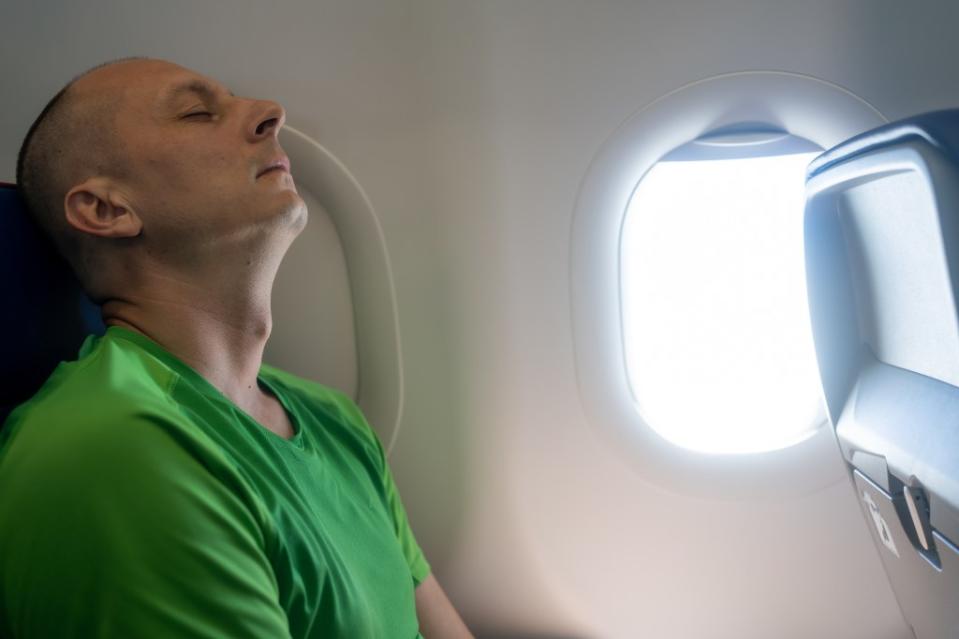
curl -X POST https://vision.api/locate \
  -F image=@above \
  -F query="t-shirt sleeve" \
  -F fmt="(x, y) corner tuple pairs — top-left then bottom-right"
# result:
(0, 410), (291, 639)
(377, 435), (433, 587)
(333, 394), (432, 587)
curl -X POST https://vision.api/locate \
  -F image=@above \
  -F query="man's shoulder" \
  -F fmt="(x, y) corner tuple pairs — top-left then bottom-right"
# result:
(0, 334), (250, 521)
(0, 332), (200, 477)
(6, 331), (179, 430)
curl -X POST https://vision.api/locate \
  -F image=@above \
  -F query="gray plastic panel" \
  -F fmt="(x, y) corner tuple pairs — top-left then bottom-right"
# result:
(839, 169), (959, 388)
(805, 137), (959, 638)
(836, 355), (959, 545)
(854, 472), (959, 639)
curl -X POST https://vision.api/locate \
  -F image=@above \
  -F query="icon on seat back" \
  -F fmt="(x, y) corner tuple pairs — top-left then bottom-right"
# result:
(863, 489), (900, 558)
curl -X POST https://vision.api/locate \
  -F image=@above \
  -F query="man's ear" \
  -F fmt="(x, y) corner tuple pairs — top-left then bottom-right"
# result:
(64, 178), (142, 239)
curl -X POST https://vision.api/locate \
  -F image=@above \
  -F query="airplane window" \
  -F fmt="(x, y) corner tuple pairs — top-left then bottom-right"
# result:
(620, 128), (826, 454)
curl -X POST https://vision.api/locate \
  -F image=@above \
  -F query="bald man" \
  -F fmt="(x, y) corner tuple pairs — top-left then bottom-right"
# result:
(0, 58), (472, 639)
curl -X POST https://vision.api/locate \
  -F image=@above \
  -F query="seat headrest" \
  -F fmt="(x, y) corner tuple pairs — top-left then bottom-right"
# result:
(807, 108), (959, 180)
(0, 183), (104, 425)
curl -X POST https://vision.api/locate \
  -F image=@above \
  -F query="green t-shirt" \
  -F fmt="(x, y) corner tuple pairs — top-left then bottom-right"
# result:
(0, 326), (430, 638)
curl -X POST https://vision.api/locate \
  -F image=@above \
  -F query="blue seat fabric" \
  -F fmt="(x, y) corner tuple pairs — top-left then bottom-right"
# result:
(0, 183), (104, 425)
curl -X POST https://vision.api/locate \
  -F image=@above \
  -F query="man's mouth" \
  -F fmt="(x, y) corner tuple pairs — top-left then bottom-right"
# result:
(256, 156), (291, 178)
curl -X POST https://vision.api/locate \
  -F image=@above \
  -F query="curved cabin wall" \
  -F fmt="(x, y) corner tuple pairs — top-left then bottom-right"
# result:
(4, 2), (959, 637)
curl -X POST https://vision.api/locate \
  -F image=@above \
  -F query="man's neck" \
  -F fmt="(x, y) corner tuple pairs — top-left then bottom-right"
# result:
(99, 260), (278, 417)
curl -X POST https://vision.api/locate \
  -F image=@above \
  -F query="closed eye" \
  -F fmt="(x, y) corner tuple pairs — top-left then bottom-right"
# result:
(182, 111), (213, 120)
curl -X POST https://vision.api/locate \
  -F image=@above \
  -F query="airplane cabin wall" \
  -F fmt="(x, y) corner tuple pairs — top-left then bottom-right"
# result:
(3, 1), (959, 637)
(406, 2), (957, 637)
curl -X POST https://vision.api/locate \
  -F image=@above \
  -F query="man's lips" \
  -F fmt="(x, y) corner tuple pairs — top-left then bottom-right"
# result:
(256, 156), (291, 178)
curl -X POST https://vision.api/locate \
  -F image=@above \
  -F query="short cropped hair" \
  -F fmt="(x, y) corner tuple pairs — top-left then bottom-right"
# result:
(15, 57), (144, 298)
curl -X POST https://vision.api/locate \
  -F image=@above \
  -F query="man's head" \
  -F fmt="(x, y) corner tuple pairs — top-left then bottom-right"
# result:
(16, 58), (306, 302)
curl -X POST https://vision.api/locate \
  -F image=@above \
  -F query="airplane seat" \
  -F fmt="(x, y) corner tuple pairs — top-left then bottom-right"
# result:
(804, 109), (959, 639)
(0, 182), (104, 426)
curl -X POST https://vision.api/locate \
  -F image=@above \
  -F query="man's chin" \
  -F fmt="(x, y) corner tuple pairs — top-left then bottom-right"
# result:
(287, 198), (309, 233)
(272, 192), (308, 231)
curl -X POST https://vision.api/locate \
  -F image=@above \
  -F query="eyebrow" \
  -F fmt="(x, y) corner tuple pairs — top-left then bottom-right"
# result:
(160, 79), (235, 108)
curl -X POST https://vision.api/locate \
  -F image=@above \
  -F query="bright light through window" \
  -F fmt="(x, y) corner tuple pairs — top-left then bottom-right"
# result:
(621, 146), (826, 454)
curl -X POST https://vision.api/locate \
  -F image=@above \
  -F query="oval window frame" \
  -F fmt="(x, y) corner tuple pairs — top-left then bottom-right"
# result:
(569, 71), (886, 499)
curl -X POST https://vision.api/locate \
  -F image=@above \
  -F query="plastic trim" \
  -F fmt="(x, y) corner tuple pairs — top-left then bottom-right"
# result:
(279, 125), (405, 456)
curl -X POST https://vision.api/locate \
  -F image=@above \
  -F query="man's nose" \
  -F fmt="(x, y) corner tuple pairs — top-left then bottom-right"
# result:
(249, 100), (286, 141)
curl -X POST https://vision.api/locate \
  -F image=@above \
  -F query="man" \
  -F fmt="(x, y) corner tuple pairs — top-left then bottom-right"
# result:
(0, 58), (472, 638)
